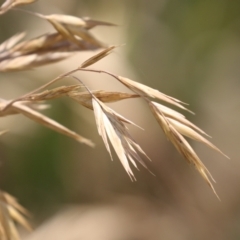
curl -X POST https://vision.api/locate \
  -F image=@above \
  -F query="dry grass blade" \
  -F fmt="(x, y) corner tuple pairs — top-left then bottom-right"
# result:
(0, 98), (49, 117)
(92, 98), (135, 179)
(117, 76), (192, 113)
(0, 86), (94, 151)
(61, 24), (104, 48)
(149, 101), (222, 198)
(46, 18), (84, 47)
(92, 98), (112, 160)
(92, 98), (150, 180)
(0, 97), (94, 147)
(150, 101), (229, 158)
(25, 85), (82, 101)
(44, 14), (116, 30)
(0, 32), (25, 53)
(0, 98), (21, 117)
(9, 33), (64, 54)
(82, 17), (117, 29)
(11, 101), (94, 147)
(0, 13), (114, 72)
(0, 52), (74, 72)
(0, 31), (104, 72)
(167, 118), (228, 158)
(0, 196), (12, 240)
(70, 90), (139, 109)
(45, 14), (87, 27)
(3, 193), (30, 218)
(0, 191), (31, 240)
(0, 0), (36, 14)
(6, 32), (100, 56)
(80, 46), (117, 68)
(10, 0), (36, 6)
(7, 206), (31, 231)
(44, 14), (105, 48)
(152, 102), (209, 137)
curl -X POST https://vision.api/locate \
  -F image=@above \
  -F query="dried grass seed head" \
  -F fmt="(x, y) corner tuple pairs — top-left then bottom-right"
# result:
(92, 98), (150, 180)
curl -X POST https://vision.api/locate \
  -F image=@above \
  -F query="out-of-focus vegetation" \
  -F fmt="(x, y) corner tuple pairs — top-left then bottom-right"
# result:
(0, 0), (239, 239)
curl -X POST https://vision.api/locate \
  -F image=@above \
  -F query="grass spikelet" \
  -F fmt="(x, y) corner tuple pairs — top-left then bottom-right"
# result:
(0, 0), (36, 14)
(92, 97), (150, 180)
(0, 191), (32, 240)
(80, 46), (117, 68)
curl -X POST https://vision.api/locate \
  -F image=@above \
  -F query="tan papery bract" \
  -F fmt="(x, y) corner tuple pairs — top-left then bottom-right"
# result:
(151, 102), (209, 137)
(0, 191), (32, 240)
(80, 46), (117, 68)
(0, 32), (26, 53)
(26, 85), (82, 101)
(45, 14), (116, 30)
(92, 98), (150, 180)
(0, 14), (113, 71)
(148, 102), (220, 198)
(44, 14), (105, 48)
(0, 0), (36, 14)
(117, 76), (193, 113)
(12, 102), (94, 147)
(167, 118), (229, 158)
(70, 90), (139, 109)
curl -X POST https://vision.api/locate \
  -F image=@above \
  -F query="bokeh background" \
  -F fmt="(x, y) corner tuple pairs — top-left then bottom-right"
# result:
(0, 0), (239, 239)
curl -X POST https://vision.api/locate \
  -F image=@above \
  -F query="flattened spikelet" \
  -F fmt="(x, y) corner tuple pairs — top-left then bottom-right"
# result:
(80, 46), (117, 68)
(148, 101), (225, 198)
(92, 98), (150, 180)
(0, 15), (115, 71)
(43, 14), (106, 48)
(26, 85), (82, 101)
(0, 191), (31, 240)
(0, 32), (104, 71)
(70, 90), (139, 109)
(0, 0), (36, 14)
(117, 76), (193, 113)
(82, 17), (117, 29)
(0, 32), (25, 53)
(0, 98), (94, 147)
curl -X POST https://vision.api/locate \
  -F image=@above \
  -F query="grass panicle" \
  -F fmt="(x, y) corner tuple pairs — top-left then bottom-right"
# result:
(0, 0), (228, 238)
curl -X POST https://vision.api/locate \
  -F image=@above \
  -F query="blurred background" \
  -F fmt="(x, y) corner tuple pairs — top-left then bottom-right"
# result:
(0, 0), (239, 239)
